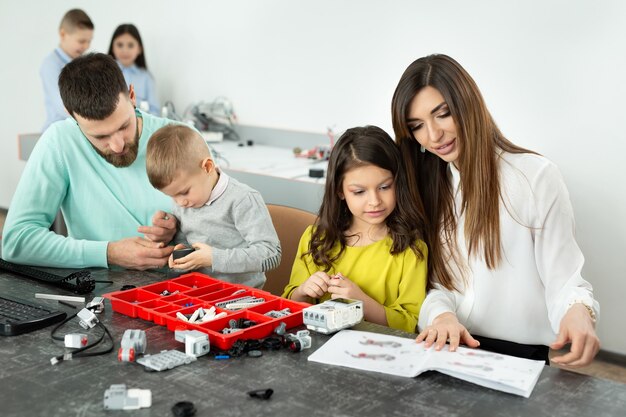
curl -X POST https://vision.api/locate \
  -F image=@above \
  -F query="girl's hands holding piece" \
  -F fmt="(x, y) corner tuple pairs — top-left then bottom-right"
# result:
(292, 271), (332, 302)
(327, 273), (367, 300)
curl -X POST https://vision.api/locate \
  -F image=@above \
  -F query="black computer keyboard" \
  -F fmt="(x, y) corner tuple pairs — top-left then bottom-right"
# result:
(0, 294), (67, 336)
(0, 258), (95, 294)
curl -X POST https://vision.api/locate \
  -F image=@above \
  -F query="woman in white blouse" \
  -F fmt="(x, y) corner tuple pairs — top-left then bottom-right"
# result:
(391, 54), (599, 366)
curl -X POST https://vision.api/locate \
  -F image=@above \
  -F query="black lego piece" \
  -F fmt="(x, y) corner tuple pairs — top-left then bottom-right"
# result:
(173, 247), (196, 260)
(172, 401), (197, 417)
(247, 388), (273, 400)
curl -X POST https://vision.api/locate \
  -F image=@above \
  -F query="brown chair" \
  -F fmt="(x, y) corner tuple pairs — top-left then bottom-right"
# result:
(264, 204), (317, 296)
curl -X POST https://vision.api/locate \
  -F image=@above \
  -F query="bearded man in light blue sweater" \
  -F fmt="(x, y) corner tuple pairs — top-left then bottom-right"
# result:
(2, 53), (177, 270)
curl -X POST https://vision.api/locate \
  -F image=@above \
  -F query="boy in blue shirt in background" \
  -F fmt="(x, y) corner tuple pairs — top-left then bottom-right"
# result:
(40, 9), (94, 131)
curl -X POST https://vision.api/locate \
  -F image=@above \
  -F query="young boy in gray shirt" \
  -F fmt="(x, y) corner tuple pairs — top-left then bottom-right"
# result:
(146, 124), (281, 288)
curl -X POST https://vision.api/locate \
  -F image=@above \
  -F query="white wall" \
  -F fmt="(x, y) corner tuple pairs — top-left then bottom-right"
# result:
(1, 0), (624, 354)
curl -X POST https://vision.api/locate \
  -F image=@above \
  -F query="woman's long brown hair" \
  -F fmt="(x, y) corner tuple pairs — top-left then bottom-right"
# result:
(307, 126), (427, 271)
(391, 54), (534, 291)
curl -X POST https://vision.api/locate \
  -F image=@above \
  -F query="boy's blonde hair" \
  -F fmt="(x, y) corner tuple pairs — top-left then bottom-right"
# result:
(60, 9), (94, 32)
(146, 124), (212, 190)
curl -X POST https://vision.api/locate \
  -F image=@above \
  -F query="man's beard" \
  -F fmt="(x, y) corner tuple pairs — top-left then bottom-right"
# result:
(92, 119), (140, 167)
(94, 138), (139, 167)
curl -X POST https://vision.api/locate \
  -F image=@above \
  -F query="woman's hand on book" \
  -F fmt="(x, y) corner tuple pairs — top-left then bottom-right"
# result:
(416, 312), (480, 352)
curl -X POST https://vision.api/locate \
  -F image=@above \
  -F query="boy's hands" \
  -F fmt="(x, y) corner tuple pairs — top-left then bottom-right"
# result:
(170, 242), (213, 271)
(167, 243), (188, 269)
(107, 237), (174, 270)
(291, 272), (332, 302)
(138, 211), (177, 243)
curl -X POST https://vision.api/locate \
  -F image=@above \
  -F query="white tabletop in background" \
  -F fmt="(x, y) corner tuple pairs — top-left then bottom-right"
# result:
(209, 142), (327, 184)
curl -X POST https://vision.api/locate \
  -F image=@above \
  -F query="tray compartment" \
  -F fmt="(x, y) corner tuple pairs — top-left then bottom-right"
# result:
(107, 289), (160, 317)
(170, 273), (222, 289)
(136, 298), (171, 321)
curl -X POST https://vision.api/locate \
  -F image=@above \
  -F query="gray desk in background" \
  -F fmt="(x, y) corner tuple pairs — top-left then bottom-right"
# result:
(1, 268), (625, 417)
(211, 141), (326, 214)
(17, 132), (41, 161)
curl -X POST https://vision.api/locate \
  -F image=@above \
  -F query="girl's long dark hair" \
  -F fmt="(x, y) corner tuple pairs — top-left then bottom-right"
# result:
(307, 125), (427, 271)
(107, 24), (147, 69)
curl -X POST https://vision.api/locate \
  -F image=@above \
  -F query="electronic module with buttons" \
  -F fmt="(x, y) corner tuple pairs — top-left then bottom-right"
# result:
(302, 298), (363, 334)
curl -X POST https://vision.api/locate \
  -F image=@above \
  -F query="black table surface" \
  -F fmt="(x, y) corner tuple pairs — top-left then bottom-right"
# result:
(1, 268), (625, 417)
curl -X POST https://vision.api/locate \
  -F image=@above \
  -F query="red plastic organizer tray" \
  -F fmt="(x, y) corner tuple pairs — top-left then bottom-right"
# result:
(103, 272), (309, 350)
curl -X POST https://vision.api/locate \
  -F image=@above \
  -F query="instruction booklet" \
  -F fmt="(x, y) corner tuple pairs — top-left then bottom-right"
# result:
(307, 330), (545, 398)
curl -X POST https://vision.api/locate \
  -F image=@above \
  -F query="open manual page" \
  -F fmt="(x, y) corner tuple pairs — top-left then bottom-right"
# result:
(308, 330), (545, 398)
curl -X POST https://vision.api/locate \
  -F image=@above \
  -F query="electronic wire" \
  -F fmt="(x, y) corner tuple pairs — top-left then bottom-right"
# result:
(49, 306), (114, 364)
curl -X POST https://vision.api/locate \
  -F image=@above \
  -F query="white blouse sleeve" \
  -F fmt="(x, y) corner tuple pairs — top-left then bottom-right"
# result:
(417, 284), (458, 332)
(532, 161), (599, 333)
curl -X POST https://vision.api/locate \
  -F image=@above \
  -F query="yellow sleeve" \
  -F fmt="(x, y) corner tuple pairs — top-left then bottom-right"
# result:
(281, 226), (317, 299)
(383, 241), (428, 333)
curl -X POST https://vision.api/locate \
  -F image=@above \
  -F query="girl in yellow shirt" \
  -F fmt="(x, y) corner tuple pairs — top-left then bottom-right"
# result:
(282, 126), (428, 333)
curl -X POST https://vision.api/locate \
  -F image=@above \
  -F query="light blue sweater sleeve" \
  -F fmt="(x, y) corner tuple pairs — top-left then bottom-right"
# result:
(2, 130), (108, 267)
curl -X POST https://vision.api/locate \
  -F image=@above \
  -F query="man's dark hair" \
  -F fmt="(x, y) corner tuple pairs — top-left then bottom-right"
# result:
(59, 53), (129, 120)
